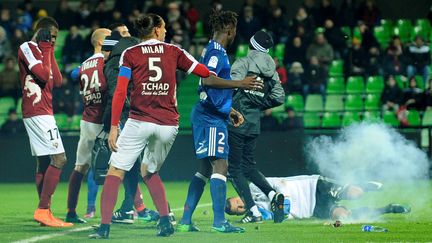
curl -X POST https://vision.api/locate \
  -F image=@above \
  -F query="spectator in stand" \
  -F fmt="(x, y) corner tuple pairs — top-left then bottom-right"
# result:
(32, 9), (48, 30)
(423, 79), (432, 109)
(89, 0), (111, 27)
(303, 56), (326, 100)
(54, 0), (78, 30)
(0, 8), (13, 37)
(338, 0), (357, 28)
(182, 0), (199, 38)
(237, 6), (262, 44)
(166, 2), (190, 48)
(0, 56), (20, 103)
(306, 32), (334, 71)
(261, 109), (280, 131)
(240, 0), (264, 20)
(146, 0), (168, 21)
(284, 36), (307, 67)
(357, 21), (380, 51)
(401, 76), (424, 111)
(287, 62), (305, 94)
(291, 6), (315, 40)
(324, 19), (347, 59)
(265, 0), (286, 25)
(380, 75), (402, 112)
(77, 1), (92, 28)
(0, 108), (25, 136)
(10, 29), (28, 55)
(53, 72), (79, 118)
(62, 25), (84, 71)
(125, 8), (141, 37)
(405, 36), (431, 85)
(302, 0), (317, 17)
(15, 4), (33, 34)
(314, 0), (337, 27)
(365, 46), (383, 76)
(23, 0), (40, 21)
(266, 6), (288, 44)
(356, 0), (381, 27)
(280, 107), (304, 130)
(110, 10), (125, 26)
(274, 57), (287, 87)
(383, 35), (405, 77)
(0, 26), (11, 63)
(347, 37), (367, 76)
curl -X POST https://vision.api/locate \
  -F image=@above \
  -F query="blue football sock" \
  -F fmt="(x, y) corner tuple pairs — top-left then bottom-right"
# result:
(87, 168), (99, 210)
(210, 173), (227, 227)
(180, 173), (207, 225)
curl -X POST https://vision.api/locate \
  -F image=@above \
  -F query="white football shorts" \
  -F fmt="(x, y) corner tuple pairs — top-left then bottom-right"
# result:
(23, 115), (65, 156)
(75, 120), (105, 166)
(110, 118), (178, 173)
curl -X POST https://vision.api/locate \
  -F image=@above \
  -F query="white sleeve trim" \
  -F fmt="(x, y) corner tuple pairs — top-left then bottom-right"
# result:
(186, 61), (199, 74)
(20, 42), (42, 70)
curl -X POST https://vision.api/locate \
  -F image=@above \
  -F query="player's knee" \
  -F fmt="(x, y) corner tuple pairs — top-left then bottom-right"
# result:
(74, 164), (90, 174)
(50, 154), (67, 168)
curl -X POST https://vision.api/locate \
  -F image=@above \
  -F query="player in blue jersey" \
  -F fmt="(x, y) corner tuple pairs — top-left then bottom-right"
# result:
(178, 10), (246, 233)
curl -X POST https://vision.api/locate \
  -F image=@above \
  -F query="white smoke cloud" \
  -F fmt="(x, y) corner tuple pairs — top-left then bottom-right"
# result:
(306, 122), (430, 183)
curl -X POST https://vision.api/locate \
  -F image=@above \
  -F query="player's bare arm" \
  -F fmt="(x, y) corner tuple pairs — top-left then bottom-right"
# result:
(202, 74), (263, 90)
(230, 108), (244, 127)
(108, 126), (119, 152)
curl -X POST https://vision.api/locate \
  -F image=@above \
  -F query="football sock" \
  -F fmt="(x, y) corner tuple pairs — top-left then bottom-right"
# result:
(87, 169), (99, 210)
(250, 205), (261, 217)
(100, 175), (122, 225)
(134, 185), (146, 212)
(268, 191), (276, 201)
(35, 172), (44, 198)
(143, 173), (169, 217)
(180, 172), (208, 225)
(67, 170), (84, 214)
(38, 165), (61, 209)
(210, 173), (227, 227)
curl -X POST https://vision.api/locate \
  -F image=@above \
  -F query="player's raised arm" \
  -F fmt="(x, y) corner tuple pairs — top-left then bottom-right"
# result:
(22, 28), (53, 83)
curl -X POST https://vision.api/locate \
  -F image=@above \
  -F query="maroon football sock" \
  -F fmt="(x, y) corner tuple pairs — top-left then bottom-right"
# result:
(38, 165), (61, 209)
(100, 175), (122, 225)
(134, 185), (146, 212)
(67, 170), (85, 214)
(35, 172), (44, 198)
(143, 173), (169, 217)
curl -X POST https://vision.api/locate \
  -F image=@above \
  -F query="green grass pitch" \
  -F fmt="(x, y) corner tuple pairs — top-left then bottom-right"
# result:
(0, 181), (431, 242)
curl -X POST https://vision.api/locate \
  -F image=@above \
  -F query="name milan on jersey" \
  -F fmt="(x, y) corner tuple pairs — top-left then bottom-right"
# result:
(119, 39), (199, 126)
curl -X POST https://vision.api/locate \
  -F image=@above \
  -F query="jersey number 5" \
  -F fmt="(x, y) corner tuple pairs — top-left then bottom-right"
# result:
(149, 57), (162, 82)
(81, 70), (101, 95)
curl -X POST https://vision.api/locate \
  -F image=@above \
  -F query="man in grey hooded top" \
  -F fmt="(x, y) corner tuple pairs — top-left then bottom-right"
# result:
(227, 30), (286, 224)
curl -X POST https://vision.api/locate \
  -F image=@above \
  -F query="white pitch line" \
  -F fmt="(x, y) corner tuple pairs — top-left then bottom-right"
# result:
(12, 203), (212, 243)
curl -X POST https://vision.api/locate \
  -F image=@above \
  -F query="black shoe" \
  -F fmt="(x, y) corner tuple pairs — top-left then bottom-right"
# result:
(89, 224), (110, 239)
(240, 211), (263, 224)
(271, 193), (285, 223)
(65, 213), (87, 224)
(157, 216), (174, 237)
(112, 209), (134, 224)
(385, 203), (411, 214)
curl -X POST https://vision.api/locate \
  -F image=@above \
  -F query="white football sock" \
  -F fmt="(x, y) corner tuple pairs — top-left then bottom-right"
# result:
(268, 191), (276, 200)
(250, 205), (261, 217)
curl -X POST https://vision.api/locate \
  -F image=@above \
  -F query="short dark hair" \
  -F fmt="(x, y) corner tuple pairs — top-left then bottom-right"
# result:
(208, 10), (237, 33)
(224, 198), (235, 215)
(108, 22), (126, 31)
(134, 13), (163, 39)
(35, 16), (59, 30)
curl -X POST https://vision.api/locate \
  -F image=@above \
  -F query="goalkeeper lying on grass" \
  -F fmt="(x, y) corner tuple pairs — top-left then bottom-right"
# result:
(225, 175), (411, 221)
